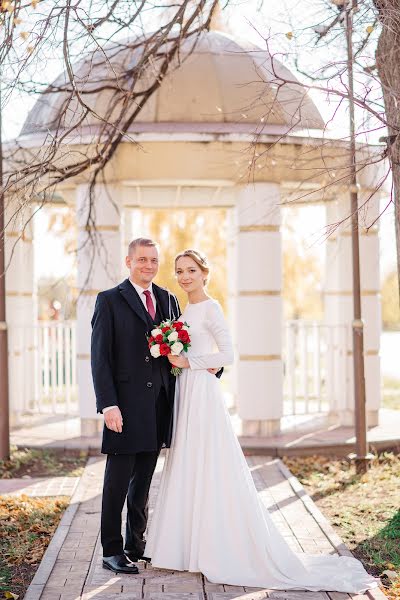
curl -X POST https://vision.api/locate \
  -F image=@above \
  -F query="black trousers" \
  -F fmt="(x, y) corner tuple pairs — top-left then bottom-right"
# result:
(101, 387), (169, 557)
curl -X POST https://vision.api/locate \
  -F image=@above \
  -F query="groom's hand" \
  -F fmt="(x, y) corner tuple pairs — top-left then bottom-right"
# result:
(104, 407), (123, 433)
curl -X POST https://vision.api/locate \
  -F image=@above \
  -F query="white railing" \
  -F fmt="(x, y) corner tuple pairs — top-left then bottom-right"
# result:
(9, 320), (78, 417)
(283, 321), (348, 416)
(9, 319), (347, 420)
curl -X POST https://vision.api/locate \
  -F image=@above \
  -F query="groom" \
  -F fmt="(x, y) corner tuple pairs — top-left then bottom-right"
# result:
(91, 237), (221, 575)
(91, 237), (180, 574)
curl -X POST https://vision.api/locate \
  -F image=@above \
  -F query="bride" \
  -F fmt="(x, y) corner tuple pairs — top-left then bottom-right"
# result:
(144, 249), (378, 594)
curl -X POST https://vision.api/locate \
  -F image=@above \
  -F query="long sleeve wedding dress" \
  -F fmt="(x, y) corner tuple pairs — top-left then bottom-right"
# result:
(145, 299), (377, 593)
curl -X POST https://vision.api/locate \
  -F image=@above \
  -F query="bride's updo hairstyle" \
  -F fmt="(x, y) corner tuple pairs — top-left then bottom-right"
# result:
(175, 249), (210, 285)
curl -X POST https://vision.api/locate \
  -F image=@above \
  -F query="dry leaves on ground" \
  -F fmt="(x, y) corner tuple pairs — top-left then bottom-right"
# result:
(283, 453), (400, 598)
(0, 495), (69, 598)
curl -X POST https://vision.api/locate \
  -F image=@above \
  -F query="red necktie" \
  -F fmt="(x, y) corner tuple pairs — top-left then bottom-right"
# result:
(143, 290), (156, 320)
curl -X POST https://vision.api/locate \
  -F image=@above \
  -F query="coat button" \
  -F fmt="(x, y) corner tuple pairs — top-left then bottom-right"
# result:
(145, 356), (150, 362)
(147, 382), (153, 388)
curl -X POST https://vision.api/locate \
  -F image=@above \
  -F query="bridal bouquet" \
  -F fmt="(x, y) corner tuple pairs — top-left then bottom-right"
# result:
(147, 319), (191, 376)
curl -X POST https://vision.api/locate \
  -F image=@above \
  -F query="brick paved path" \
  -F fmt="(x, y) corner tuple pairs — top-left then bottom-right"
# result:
(24, 455), (384, 600)
(0, 476), (79, 497)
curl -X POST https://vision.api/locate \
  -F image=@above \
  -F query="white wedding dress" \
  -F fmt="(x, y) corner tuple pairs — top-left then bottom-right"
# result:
(145, 299), (378, 593)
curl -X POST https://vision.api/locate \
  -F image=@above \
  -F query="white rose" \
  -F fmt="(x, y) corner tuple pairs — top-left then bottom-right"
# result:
(150, 344), (161, 358)
(170, 341), (184, 356)
(151, 328), (162, 337)
(168, 331), (179, 342)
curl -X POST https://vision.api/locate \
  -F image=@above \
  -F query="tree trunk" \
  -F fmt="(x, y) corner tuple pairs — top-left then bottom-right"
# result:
(375, 0), (400, 303)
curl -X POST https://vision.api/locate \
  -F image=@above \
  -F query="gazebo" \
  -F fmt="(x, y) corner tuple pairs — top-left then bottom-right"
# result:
(6, 29), (383, 436)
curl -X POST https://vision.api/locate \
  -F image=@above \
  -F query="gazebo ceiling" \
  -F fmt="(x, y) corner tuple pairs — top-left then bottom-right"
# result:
(20, 30), (324, 138)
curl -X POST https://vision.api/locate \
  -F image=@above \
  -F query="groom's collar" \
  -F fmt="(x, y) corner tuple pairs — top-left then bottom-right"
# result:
(118, 279), (168, 323)
(118, 279), (149, 325)
(129, 279), (155, 298)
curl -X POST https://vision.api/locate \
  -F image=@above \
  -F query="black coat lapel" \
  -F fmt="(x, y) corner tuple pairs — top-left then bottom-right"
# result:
(153, 284), (180, 321)
(153, 284), (168, 321)
(118, 279), (148, 325)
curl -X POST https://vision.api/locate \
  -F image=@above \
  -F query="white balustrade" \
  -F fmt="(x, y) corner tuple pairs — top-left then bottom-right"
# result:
(8, 319), (347, 422)
(283, 321), (348, 416)
(8, 320), (78, 418)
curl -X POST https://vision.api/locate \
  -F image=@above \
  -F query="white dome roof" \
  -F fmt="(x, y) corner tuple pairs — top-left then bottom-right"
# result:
(20, 31), (324, 137)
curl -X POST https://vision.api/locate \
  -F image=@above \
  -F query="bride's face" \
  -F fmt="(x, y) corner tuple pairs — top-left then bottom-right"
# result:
(175, 256), (205, 293)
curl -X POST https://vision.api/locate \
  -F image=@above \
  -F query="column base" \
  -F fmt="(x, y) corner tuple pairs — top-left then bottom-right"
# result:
(367, 409), (379, 428)
(9, 411), (20, 429)
(328, 409), (355, 427)
(326, 410), (340, 426)
(328, 409), (379, 428)
(80, 417), (103, 437)
(241, 418), (281, 437)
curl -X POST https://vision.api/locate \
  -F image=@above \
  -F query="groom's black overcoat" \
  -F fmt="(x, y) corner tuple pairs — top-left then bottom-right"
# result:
(91, 278), (180, 455)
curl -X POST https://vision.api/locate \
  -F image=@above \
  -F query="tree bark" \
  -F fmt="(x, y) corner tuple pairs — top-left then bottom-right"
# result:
(375, 0), (400, 302)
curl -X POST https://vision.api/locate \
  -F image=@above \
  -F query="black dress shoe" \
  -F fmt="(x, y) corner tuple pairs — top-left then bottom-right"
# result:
(124, 551), (151, 563)
(102, 554), (139, 574)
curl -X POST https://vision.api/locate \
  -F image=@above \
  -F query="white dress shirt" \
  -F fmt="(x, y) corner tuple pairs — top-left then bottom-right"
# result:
(129, 280), (157, 313)
(103, 280), (157, 415)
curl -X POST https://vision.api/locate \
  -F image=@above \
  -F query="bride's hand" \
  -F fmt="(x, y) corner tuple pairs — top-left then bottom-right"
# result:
(167, 354), (189, 368)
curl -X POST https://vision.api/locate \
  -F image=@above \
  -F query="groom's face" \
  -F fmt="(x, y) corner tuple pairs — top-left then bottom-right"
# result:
(126, 244), (159, 287)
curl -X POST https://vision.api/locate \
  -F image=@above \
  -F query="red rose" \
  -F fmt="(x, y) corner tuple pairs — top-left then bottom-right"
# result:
(172, 321), (183, 331)
(155, 334), (163, 343)
(162, 326), (171, 334)
(159, 343), (170, 356)
(148, 336), (154, 344)
(178, 329), (190, 343)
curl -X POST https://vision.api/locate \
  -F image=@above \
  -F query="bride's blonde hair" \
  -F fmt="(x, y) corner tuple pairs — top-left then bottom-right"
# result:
(175, 249), (210, 285)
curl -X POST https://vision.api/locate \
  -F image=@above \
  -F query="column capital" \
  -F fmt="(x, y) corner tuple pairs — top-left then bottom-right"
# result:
(237, 182), (281, 230)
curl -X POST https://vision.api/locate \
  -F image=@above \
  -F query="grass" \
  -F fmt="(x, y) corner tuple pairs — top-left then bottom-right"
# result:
(0, 447), (88, 479)
(0, 495), (69, 598)
(283, 452), (400, 599)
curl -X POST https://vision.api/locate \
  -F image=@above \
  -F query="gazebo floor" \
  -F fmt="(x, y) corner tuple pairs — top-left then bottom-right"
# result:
(10, 408), (400, 457)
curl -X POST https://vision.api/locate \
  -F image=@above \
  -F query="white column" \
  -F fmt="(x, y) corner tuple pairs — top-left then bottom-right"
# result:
(226, 206), (238, 409)
(5, 203), (37, 426)
(324, 194), (381, 426)
(76, 183), (124, 436)
(236, 183), (283, 436)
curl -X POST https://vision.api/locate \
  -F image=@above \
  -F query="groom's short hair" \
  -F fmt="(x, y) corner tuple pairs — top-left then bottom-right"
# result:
(128, 237), (159, 255)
